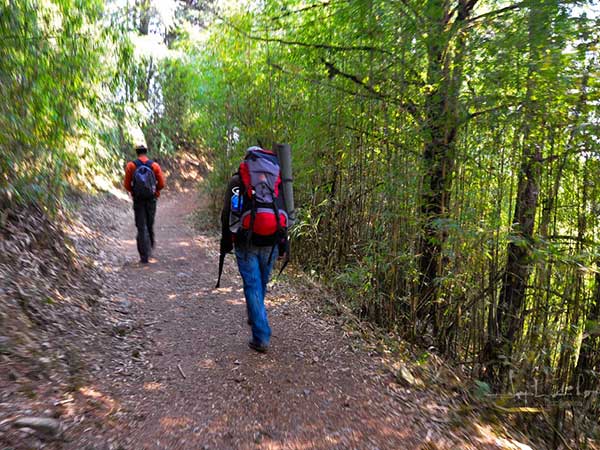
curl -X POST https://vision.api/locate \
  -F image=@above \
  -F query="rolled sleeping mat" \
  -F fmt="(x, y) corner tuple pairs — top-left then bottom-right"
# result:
(275, 143), (295, 226)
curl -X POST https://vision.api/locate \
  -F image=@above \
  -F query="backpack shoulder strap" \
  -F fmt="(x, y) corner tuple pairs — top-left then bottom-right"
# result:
(134, 159), (142, 168)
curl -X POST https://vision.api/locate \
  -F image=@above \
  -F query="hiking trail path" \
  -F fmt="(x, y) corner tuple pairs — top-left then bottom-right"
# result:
(70, 188), (516, 450)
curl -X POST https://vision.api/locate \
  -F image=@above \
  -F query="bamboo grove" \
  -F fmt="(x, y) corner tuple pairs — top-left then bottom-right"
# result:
(0, 0), (200, 209)
(0, 0), (144, 209)
(193, 0), (600, 427)
(1, 0), (600, 442)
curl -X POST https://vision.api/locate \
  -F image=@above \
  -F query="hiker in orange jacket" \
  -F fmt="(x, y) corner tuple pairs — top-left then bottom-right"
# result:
(124, 145), (166, 263)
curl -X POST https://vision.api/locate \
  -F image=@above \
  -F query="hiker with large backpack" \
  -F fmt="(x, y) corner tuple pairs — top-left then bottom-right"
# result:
(219, 146), (290, 353)
(124, 144), (166, 264)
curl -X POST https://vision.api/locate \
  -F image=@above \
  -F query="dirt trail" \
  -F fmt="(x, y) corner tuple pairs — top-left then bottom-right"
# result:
(70, 190), (511, 450)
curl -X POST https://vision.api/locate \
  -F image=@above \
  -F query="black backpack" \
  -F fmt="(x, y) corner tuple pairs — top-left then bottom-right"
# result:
(132, 159), (157, 200)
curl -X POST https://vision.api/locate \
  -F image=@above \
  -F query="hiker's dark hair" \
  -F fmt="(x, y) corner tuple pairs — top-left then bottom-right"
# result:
(135, 145), (147, 155)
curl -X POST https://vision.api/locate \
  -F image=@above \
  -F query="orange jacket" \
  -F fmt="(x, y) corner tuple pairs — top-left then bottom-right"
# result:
(124, 155), (166, 198)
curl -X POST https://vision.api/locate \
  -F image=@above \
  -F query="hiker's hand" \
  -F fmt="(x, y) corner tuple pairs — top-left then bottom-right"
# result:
(278, 239), (288, 260)
(220, 237), (233, 254)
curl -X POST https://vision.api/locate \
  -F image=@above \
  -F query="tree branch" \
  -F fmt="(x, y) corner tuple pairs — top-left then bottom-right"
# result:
(467, 1), (528, 24)
(321, 58), (419, 118)
(463, 102), (519, 123)
(269, 1), (348, 21)
(548, 235), (598, 247)
(268, 61), (419, 119)
(322, 58), (376, 95)
(220, 14), (393, 55)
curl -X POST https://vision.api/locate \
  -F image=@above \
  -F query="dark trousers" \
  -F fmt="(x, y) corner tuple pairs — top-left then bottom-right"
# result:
(133, 199), (157, 262)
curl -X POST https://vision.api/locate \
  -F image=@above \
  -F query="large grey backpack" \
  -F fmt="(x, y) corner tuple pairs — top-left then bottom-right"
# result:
(236, 147), (288, 242)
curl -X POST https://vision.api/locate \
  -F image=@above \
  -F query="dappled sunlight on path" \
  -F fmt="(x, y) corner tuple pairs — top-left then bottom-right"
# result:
(67, 190), (527, 450)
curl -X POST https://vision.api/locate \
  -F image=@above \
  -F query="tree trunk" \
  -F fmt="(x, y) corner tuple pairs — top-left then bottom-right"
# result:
(417, 0), (474, 344)
(487, 2), (553, 384)
(575, 258), (600, 394)
(135, 0), (153, 103)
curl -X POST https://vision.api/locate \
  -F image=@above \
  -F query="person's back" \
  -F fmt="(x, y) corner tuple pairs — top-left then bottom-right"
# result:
(220, 146), (288, 352)
(124, 145), (166, 263)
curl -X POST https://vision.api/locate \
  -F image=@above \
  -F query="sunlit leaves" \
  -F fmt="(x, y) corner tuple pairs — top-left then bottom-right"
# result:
(0, 0), (129, 208)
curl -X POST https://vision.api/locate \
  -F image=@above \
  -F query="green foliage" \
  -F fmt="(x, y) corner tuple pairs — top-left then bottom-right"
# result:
(0, 0), (134, 210)
(180, 1), (600, 422)
(473, 380), (492, 400)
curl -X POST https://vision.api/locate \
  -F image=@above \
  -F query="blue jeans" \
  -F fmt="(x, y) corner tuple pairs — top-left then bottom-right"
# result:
(235, 245), (278, 346)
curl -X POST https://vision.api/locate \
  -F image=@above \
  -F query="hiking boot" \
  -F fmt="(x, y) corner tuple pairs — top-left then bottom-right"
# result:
(140, 258), (149, 264)
(248, 339), (268, 353)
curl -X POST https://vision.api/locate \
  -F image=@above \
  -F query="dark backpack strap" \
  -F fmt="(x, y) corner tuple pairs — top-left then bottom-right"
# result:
(272, 195), (283, 232)
(265, 182), (284, 266)
(265, 182), (283, 233)
(131, 160), (142, 189)
(266, 244), (275, 266)
(246, 196), (257, 248)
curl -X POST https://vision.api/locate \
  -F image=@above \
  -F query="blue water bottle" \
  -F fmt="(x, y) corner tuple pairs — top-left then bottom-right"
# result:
(231, 187), (243, 212)
(229, 187), (243, 233)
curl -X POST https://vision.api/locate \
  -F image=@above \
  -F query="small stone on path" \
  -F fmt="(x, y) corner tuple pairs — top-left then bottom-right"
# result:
(13, 417), (61, 438)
